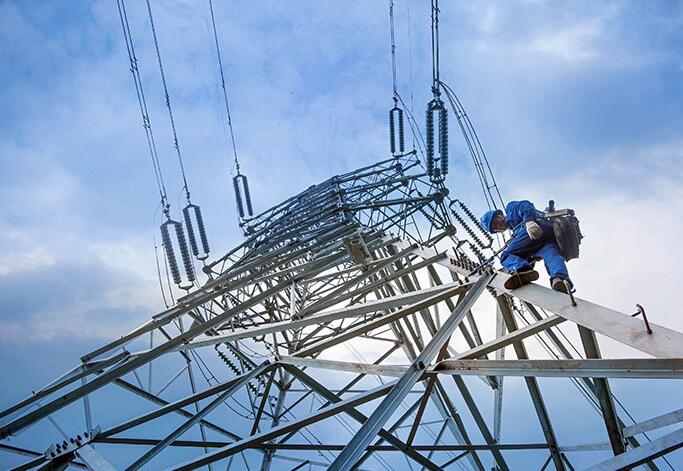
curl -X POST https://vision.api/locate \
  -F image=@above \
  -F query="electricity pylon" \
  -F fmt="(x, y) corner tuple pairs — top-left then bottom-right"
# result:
(2, 153), (683, 470)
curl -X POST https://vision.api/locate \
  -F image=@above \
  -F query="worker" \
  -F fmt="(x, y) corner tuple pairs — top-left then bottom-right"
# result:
(480, 200), (573, 292)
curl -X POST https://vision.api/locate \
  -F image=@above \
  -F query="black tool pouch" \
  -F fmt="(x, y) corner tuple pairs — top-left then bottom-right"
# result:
(544, 201), (583, 260)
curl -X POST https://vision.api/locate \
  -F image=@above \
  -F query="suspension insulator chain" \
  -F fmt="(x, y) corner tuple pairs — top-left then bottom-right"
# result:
(243, 176), (254, 216)
(451, 210), (488, 250)
(457, 201), (494, 244)
(468, 241), (487, 263)
(160, 219), (195, 287)
(183, 204), (210, 261)
(426, 104), (435, 177)
(439, 106), (448, 176)
(233, 175), (244, 219)
(426, 98), (448, 183)
(389, 106), (405, 156)
(233, 173), (254, 220)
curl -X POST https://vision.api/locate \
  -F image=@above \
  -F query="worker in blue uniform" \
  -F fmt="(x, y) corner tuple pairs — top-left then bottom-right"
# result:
(480, 200), (573, 292)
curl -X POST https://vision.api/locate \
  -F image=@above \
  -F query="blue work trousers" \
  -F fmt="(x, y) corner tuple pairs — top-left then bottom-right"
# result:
(500, 220), (571, 285)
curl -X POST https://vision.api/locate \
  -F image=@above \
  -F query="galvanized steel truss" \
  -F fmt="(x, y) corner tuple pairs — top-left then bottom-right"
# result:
(2, 154), (683, 470)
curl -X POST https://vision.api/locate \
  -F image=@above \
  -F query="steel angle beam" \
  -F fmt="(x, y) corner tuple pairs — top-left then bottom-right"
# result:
(282, 364), (444, 471)
(112, 378), (240, 440)
(163, 382), (397, 471)
(278, 356), (407, 377)
(500, 282), (683, 359)
(292, 281), (473, 358)
(278, 357), (683, 380)
(578, 326), (626, 456)
(0, 246), (346, 438)
(327, 274), (491, 471)
(392, 237), (683, 359)
(124, 362), (271, 470)
(0, 350), (130, 422)
(585, 427), (683, 471)
(623, 408), (683, 438)
(166, 280), (461, 353)
(432, 358), (683, 379)
(452, 314), (565, 360)
(100, 364), (269, 439)
(76, 446), (117, 471)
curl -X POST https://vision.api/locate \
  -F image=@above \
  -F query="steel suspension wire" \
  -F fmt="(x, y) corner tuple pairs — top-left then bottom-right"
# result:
(116, 0), (169, 215)
(405, 0), (416, 119)
(430, 0), (441, 96)
(389, 0), (398, 102)
(144, 0), (191, 203)
(204, 0), (254, 225)
(206, 0), (240, 174)
(144, 0), (211, 267)
(388, 0), (405, 157)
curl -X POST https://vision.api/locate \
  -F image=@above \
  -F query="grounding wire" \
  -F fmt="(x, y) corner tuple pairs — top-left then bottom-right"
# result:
(442, 89), (495, 213)
(397, 93), (426, 155)
(439, 80), (505, 210)
(206, 0), (242, 175)
(151, 202), (172, 308)
(145, 0), (192, 203)
(116, 0), (169, 214)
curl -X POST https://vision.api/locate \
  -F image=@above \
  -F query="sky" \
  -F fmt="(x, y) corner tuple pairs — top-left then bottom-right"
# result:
(1, 0), (682, 469)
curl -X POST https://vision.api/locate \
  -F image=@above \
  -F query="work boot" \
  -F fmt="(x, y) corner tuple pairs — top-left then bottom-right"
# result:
(504, 269), (539, 290)
(551, 277), (571, 294)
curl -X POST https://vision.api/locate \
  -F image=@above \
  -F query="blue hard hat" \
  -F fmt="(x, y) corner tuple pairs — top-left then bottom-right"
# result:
(480, 209), (503, 233)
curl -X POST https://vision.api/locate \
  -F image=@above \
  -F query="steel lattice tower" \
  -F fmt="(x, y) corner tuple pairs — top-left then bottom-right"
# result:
(1, 153), (683, 470)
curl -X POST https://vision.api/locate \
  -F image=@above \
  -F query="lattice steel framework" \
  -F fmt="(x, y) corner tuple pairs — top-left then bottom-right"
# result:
(2, 153), (683, 470)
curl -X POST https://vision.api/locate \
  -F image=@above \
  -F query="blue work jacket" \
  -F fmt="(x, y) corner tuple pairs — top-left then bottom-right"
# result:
(505, 200), (544, 231)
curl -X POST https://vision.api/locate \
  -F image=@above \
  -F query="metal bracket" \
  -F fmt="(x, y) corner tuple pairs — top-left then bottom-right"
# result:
(44, 426), (100, 460)
(631, 304), (653, 334)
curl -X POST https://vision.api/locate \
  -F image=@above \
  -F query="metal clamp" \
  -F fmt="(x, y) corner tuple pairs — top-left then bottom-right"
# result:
(631, 304), (653, 334)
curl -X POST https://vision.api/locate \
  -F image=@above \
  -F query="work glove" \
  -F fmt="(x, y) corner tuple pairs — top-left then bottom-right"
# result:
(525, 221), (543, 240)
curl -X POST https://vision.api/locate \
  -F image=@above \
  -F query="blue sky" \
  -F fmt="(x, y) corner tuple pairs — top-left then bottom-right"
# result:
(1, 0), (682, 468)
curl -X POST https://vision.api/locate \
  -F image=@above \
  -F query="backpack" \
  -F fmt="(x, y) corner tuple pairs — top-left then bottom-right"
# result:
(544, 201), (583, 261)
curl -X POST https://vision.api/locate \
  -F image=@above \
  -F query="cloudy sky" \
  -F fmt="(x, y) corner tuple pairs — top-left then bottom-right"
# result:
(1, 0), (682, 468)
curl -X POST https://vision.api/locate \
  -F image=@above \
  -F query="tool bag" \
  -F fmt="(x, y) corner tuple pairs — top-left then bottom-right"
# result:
(544, 201), (583, 261)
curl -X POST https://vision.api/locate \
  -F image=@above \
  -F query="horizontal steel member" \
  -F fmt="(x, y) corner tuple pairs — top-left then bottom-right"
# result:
(623, 408), (683, 438)
(277, 357), (683, 380)
(434, 358), (683, 379)
(585, 426), (683, 470)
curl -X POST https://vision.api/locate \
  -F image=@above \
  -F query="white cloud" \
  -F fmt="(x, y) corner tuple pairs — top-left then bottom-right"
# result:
(0, 248), (56, 276)
(530, 19), (603, 63)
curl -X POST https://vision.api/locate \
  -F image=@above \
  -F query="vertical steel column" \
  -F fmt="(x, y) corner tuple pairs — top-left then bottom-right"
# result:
(577, 326), (626, 455)
(497, 295), (565, 470)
